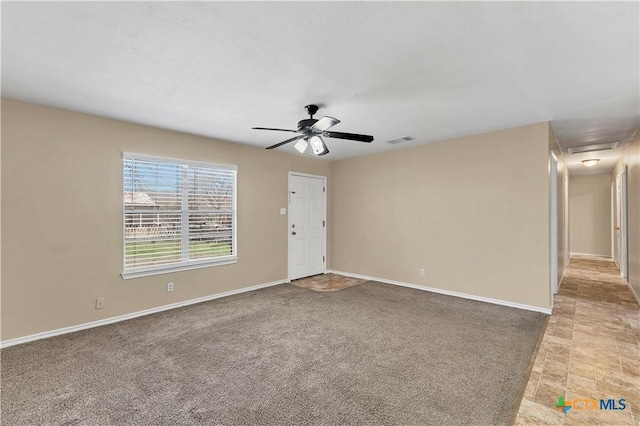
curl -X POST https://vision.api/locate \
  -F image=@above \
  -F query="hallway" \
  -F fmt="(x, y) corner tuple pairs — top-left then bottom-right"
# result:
(515, 256), (640, 425)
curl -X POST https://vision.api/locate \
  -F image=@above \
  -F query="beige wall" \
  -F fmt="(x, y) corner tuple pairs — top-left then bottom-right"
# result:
(1, 99), (331, 340)
(0, 100), (3, 339)
(330, 122), (552, 310)
(613, 133), (640, 301)
(1, 99), (559, 341)
(569, 174), (612, 257)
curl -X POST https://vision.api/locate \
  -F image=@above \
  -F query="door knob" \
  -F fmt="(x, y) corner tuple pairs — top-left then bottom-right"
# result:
(291, 231), (297, 235)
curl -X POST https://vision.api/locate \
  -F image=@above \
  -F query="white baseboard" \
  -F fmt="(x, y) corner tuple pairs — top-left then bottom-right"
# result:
(327, 270), (552, 315)
(570, 252), (612, 258)
(0, 279), (289, 349)
(627, 282), (640, 307)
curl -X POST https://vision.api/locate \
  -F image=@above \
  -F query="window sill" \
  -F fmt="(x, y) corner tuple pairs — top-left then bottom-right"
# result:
(121, 257), (238, 280)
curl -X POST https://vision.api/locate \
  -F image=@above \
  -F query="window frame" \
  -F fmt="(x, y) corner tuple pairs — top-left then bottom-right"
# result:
(121, 152), (238, 280)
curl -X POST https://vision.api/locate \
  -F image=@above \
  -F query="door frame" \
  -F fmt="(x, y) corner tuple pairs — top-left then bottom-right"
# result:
(619, 167), (628, 279)
(611, 181), (615, 262)
(550, 152), (559, 301)
(564, 173), (569, 269)
(287, 171), (327, 281)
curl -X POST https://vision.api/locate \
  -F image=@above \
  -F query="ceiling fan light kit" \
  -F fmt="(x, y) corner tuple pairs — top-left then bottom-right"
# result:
(294, 139), (309, 154)
(253, 104), (374, 156)
(309, 135), (329, 156)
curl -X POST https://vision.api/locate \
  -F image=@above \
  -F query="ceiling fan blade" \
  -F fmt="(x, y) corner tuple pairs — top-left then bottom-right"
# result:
(266, 135), (304, 150)
(252, 127), (299, 133)
(323, 131), (374, 143)
(311, 116), (340, 132)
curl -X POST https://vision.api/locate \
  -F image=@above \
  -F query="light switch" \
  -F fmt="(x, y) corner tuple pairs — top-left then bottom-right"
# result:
(280, 208), (287, 215)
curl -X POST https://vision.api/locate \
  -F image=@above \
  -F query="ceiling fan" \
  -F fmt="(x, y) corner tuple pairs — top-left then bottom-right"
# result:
(252, 104), (374, 156)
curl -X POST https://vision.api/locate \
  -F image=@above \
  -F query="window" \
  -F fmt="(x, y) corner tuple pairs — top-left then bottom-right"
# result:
(122, 153), (237, 279)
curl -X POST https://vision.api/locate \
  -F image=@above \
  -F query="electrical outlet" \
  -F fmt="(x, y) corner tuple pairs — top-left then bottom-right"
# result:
(167, 282), (174, 292)
(95, 298), (105, 309)
(419, 269), (426, 277)
(280, 208), (287, 215)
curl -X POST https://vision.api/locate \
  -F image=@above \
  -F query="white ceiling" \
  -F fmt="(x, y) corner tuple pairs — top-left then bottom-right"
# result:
(2, 2), (639, 168)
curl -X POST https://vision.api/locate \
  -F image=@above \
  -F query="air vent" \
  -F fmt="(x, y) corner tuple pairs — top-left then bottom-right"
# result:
(386, 136), (416, 145)
(567, 141), (619, 154)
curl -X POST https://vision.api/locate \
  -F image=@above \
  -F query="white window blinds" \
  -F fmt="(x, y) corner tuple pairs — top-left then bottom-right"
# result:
(123, 153), (237, 278)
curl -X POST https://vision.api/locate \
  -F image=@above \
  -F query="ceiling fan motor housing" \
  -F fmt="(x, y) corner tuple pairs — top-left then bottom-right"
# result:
(297, 118), (318, 132)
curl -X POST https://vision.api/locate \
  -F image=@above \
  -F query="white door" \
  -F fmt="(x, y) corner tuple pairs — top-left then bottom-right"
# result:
(288, 173), (326, 280)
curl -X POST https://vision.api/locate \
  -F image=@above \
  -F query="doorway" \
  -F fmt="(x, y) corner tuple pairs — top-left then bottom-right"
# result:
(615, 167), (628, 279)
(288, 172), (327, 281)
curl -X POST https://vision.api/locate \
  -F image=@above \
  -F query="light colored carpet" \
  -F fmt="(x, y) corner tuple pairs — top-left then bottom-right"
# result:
(1, 281), (545, 425)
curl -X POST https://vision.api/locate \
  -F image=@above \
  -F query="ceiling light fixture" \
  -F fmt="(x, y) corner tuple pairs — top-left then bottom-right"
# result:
(581, 159), (600, 167)
(294, 138), (308, 154)
(309, 135), (329, 156)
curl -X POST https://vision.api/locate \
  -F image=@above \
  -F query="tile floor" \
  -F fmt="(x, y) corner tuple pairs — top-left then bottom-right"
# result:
(515, 255), (640, 425)
(290, 273), (366, 292)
